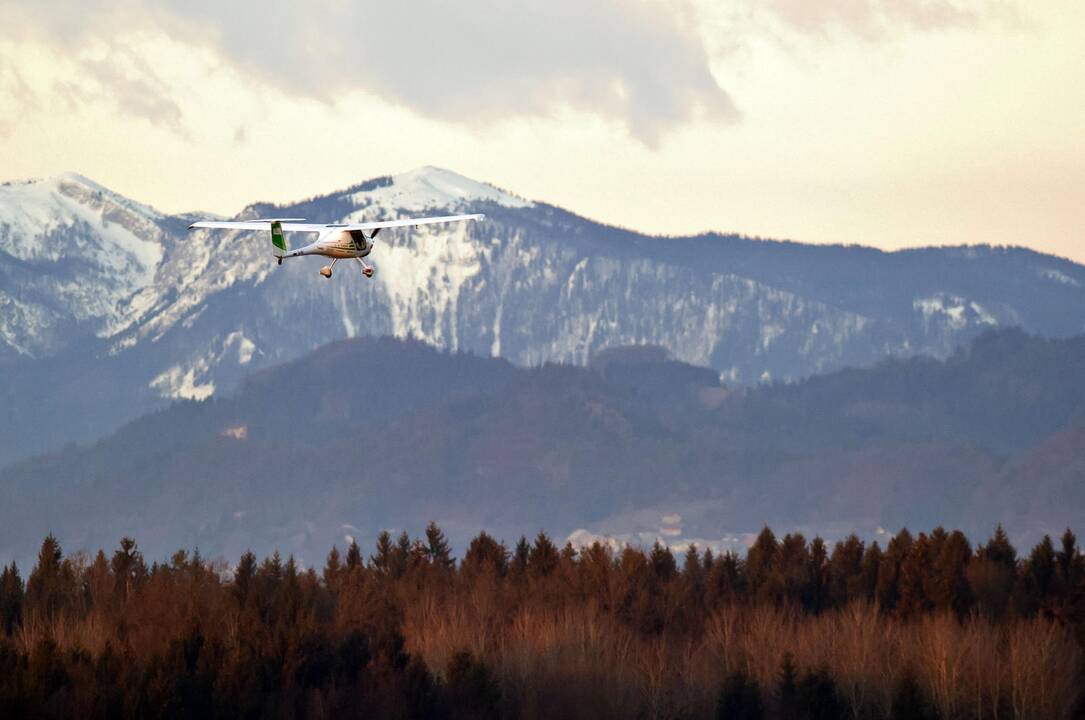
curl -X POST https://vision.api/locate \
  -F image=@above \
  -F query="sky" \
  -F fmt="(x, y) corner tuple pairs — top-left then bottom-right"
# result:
(0, 0), (1082, 263)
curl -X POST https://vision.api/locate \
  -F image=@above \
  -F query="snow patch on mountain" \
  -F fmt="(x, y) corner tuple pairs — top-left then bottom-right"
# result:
(336, 284), (358, 339)
(761, 323), (785, 351)
(150, 331), (258, 399)
(151, 363), (215, 401)
(0, 291), (62, 357)
(534, 256), (873, 376)
(131, 226), (274, 343)
(913, 293), (997, 331)
(347, 166), (530, 214)
(377, 220), (486, 350)
(1039, 267), (1080, 287)
(0, 175), (162, 279)
(224, 331), (258, 365)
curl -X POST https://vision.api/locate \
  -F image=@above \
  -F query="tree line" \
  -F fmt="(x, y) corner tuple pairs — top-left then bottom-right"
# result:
(1, 523), (1083, 719)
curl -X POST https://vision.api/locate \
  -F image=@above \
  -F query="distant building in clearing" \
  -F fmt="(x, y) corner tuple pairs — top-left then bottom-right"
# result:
(221, 425), (248, 440)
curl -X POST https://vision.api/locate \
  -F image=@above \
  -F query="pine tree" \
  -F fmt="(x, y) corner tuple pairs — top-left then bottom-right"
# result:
(94, 642), (126, 717)
(424, 521), (455, 571)
(528, 532), (560, 578)
(777, 533), (810, 608)
(86, 551), (113, 613)
(778, 652), (799, 720)
(403, 655), (440, 718)
(931, 530), (972, 616)
(890, 672), (937, 720)
(746, 527), (778, 595)
(263, 550), (284, 583)
(233, 550), (256, 606)
(828, 535), (864, 608)
(344, 539), (362, 570)
(511, 536), (530, 577)
(579, 542), (613, 605)
(1028, 535), (1057, 602)
(807, 537), (829, 612)
(969, 526), (1018, 619)
(170, 549), (189, 571)
(110, 537), (145, 601)
(683, 545), (704, 586)
(797, 666), (844, 720)
(897, 533), (933, 618)
(877, 530), (914, 611)
(983, 525), (1017, 568)
(281, 556), (301, 622)
(860, 541), (883, 603)
(408, 539), (430, 572)
(369, 533), (391, 573)
(1056, 528), (1080, 588)
(26, 637), (69, 703)
(26, 534), (75, 620)
(716, 669), (764, 720)
(703, 547), (715, 573)
(707, 551), (743, 607)
(445, 650), (501, 719)
(463, 532), (509, 576)
(649, 543), (677, 582)
(391, 532), (412, 578)
(324, 546), (342, 590)
(0, 562), (24, 633)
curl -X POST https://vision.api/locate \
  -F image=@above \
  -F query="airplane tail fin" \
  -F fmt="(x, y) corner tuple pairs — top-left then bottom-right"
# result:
(270, 221), (288, 258)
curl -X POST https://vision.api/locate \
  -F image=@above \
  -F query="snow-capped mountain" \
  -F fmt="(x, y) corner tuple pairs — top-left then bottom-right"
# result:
(0, 174), (166, 361)
(2, 166), (1085, 465)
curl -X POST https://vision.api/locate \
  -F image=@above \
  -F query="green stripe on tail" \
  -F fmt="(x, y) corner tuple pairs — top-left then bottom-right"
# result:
(270, 221), (287, 258)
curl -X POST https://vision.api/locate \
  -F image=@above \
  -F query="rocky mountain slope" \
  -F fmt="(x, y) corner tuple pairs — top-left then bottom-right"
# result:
(2, 168), (1084, 467)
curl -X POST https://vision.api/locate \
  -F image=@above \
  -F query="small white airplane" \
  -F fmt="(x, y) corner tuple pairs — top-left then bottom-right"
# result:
(188, 213), (484, 278)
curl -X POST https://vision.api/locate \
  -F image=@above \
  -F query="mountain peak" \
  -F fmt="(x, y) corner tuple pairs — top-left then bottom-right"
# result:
(0, 172), (158, 259)
(346, 166), (532, 213)
(53, 171), (100, 189)
(0, 171), (166, 355)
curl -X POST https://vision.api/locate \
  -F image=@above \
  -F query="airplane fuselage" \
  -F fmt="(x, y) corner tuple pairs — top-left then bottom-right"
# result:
(285, 229), (373, 260)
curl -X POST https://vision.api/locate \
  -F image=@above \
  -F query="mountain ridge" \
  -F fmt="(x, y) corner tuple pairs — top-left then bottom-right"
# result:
(2, 167), (1084, 468)
(2, 329), (1083, 569)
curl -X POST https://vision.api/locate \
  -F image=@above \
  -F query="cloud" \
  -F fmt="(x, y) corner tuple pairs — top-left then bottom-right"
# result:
(0, 56), (39, 136)
(757, 0), (990, 39)
(80, 53), (185, 131)
(0, 0), (737, 145)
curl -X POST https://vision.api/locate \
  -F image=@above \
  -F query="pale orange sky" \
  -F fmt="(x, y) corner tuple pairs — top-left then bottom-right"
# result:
(1, 0), (1082, 263)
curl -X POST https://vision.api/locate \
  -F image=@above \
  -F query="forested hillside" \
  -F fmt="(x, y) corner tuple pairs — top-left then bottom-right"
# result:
(2, 329), (1084, 566)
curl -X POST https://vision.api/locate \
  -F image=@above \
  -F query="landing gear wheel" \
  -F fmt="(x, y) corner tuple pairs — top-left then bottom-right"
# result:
(355, 257), (374, 277)
(320, 266), (333, 278)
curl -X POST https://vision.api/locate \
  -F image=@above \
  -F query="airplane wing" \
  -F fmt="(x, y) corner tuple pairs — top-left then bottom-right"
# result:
(188, 214), (484, 233)
(189, 220), (324, 232)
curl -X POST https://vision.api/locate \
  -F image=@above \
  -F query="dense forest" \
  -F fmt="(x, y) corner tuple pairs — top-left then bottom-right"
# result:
(1, 524), (1083, 718)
